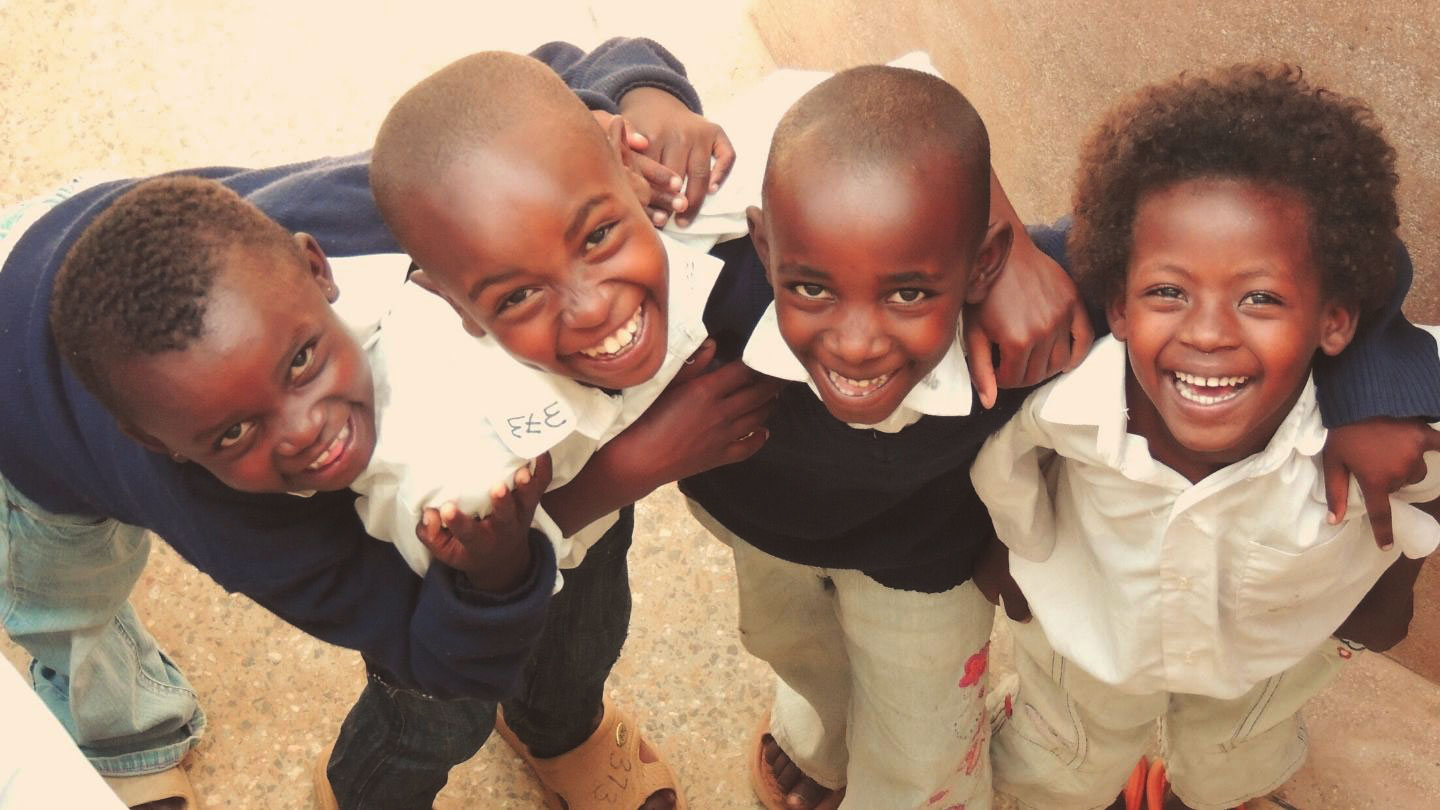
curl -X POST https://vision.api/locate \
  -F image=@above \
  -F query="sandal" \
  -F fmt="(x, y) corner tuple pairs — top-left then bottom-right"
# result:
(495, 698), (686, 810)
(748, 712), (843, 810)
(103, 764), (196, 809)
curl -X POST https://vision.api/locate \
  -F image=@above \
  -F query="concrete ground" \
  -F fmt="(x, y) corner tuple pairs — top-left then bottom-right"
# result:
(3, 2), (1439, 807)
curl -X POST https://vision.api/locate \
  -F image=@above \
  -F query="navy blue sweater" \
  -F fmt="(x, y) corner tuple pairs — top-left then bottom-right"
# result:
(682, 227), (1440, 592)
(0, 38), (700, 700)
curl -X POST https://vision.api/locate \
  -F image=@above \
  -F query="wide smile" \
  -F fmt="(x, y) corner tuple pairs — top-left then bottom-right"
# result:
(576, 305), (645, 361)
(303, 416), (355, 475)
(1170, 370), (1251, 406)
(822, 367), (897, 399)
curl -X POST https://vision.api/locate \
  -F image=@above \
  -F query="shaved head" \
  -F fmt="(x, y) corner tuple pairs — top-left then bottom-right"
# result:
(765, 65), (991, 239)
(370, 51), (608, 243)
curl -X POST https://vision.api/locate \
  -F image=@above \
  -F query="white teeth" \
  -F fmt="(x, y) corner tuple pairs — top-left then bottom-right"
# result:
(1172, 371), (1248, 405)
(826, 369), (892, 397)
(1173, 370), (1249, 388)
(307, 423), (350, 470)
(579, 308), (643, 359)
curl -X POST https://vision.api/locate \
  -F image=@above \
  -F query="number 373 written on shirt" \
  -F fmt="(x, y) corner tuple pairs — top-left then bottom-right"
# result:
(507, 401), (568, 438)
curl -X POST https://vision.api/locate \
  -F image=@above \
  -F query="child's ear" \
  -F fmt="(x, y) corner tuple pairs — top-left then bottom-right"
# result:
(294, 233), (338, 303)
(1106, 292), (1129, 341)
(745, 205), (775, 283)
(117, 418), (179, 459)
(409, 269), (487, 338)
(1318, 300), (1360, 357)
(964, 220), (1013, 304)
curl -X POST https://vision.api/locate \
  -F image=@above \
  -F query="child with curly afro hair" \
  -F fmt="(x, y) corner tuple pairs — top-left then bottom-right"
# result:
(973, 63), (1440, 810)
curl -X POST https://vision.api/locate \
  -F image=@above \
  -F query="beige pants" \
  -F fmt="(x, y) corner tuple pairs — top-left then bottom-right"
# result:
(688, 500), (998, 810)
(992, 616), (1350, 810)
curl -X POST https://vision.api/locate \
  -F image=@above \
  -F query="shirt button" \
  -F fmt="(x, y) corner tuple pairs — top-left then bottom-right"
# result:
(1183, 650), (1196, 663)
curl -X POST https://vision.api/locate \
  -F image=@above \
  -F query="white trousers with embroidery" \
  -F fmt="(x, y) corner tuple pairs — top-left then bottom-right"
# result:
(689, 500), (997, 809)
(993, 616), (1349, 810)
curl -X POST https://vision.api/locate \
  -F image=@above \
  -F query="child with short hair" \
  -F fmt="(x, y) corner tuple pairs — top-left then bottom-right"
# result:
(972, 63), (1440, 810)
(2, 37), (719, 810)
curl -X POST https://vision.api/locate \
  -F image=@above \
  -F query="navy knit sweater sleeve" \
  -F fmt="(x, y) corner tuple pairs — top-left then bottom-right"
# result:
(1029, 222), (1440, 427)
(0, 38), (696, 700)
(530, 37), (702, 114)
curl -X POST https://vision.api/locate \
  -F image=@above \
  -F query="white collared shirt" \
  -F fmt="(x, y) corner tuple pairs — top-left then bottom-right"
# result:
(348, 234), (721, 578)
(972, 334), (1440, 699)
(666, 52), (969, 433)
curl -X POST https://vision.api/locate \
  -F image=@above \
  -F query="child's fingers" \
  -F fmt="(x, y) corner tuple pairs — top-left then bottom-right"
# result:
(708, 129), (736, 193)
(676, 147), (713, 227)
(963, 323), (999, 410)
(721, 427), (770, 464)
(513, 454), (553, 519)
(671, 339), (717, 386)
(631, 151), (684, 198)
(1066, 305), (1095, 371)
(1321, 452), (1351, 525)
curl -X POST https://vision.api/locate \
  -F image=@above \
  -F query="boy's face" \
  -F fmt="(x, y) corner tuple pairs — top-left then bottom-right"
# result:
(750, 151), (1004, 425)
(394, 122), (669, 390)
(1109, 178), (1356, 470)
(113, 236), (377, 493)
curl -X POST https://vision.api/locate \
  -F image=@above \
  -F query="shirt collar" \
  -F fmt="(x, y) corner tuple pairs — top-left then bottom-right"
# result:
(741, 301), (974, 429)
(1040, 335), (1326, 472)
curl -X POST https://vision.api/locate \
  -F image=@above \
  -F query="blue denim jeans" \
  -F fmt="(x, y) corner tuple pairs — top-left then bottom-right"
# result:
(0, 470), (205, 776)
(326, 507), (635, 809)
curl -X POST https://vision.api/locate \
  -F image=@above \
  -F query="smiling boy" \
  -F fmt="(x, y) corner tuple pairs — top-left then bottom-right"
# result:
(0, 37), (716, 810)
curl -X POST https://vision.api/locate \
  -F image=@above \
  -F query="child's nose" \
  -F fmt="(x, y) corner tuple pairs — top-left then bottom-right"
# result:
(560, 284), (611, 331)
(274, 402), (325, 457)
(1179, 300), (1239, 351)
(827, 310), (890, 364)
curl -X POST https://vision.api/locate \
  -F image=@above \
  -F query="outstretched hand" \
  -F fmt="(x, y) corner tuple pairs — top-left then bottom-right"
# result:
(964, 237), (1093, 409)
(617, 87), (736, 228)
(1322, 417), (1440, 549)
(416, 454), (554, 592)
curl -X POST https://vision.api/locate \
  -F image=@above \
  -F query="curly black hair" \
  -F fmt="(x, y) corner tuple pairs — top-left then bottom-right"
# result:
(1070, 63), (1399, 319)
(51, 175), (299, 416)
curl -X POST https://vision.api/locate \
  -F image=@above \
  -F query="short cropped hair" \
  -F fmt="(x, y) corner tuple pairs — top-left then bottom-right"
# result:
(51, 175), (299, 414)
(371, 51), (602, 235)
(1071, 63), (1400, 317)
(765, 65), (992, 232)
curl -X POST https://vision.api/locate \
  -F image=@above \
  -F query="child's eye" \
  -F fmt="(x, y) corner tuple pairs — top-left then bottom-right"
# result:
(1241, 291), (1281, 306)
(498, 288), (540, 312)
(217, 421), (255, 449)
(287, 343), (316, 381)
(791, 282), (831, 300)
(583, 223), (615, 252)
(1144, 284), (1185, 300)
(887, 289), (930, 304)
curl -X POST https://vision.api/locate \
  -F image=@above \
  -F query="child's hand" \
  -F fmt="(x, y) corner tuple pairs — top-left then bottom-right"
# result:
(618, 87), (736, 228)
(1321, 417), (1440, 549)
(964, 238), (1094, 409)
(415, 454), (554, 592)
(608, 338), (781, 486)
(1335, 555), (1424, 651)
(593, 110), (688, 227)
(972, 534), (1032, 623)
